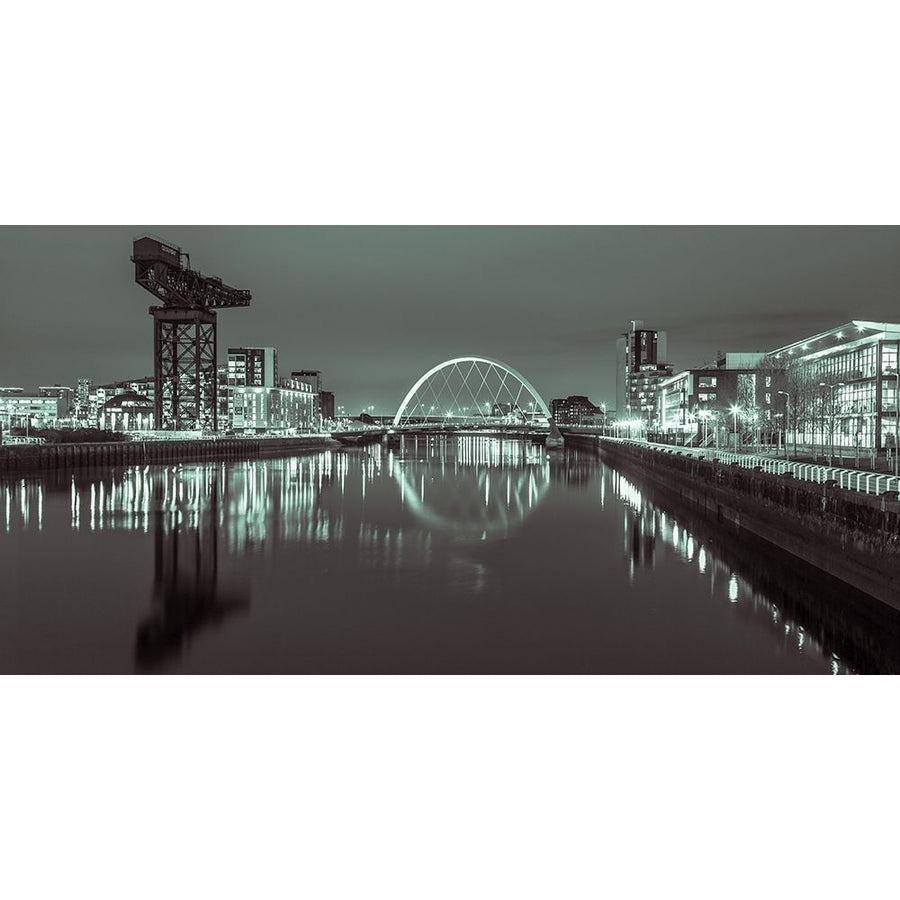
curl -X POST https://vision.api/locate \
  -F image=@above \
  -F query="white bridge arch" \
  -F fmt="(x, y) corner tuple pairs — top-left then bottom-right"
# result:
(393, 356), (552, 427)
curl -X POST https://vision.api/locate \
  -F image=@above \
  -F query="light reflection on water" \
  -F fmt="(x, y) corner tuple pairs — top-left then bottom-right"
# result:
(608, 468), (863, 673)
(1, 437), (898, 673)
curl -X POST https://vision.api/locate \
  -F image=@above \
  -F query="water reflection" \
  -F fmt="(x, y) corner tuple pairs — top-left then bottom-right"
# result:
(393, 435), (549, 539)
(606, 466), (900, 674)
(3, 441), (900, 673)
(135, 477), (250, 672)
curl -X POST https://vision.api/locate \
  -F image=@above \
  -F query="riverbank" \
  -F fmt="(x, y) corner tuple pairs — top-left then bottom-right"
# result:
(0, 435), (342, 474)
(567, 434), (900, 611)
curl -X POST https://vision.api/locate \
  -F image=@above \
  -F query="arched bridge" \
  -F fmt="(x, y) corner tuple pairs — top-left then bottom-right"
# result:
(393, 356), (552, 427)
(336, 356), (563, 447)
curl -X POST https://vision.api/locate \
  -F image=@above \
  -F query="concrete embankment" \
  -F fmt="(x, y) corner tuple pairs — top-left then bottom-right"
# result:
(0, 436), (341, 475)
(567, 434), (900, 611)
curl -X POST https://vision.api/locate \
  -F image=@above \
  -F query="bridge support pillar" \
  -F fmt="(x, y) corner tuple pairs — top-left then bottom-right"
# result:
(545, 417), (564, 449)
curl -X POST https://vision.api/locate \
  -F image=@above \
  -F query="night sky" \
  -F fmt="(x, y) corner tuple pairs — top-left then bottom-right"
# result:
(2, 225), (899, 414)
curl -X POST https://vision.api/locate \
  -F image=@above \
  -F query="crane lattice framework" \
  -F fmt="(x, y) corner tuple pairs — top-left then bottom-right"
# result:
(131, 235), (252, 431)
(393, 356), (553, 427)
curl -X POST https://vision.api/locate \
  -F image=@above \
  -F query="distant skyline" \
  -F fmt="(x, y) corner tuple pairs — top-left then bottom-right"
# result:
(2, 226), (899, 414)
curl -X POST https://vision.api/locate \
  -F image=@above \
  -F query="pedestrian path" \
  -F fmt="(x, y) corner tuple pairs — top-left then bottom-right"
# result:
(603, 437), (900, 497)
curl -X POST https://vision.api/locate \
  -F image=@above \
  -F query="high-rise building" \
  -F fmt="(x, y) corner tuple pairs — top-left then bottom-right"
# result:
(615, 320), (673, 428)
(320, 391), (335, 422)
(75, 378), (93, 421)
(226, 347), (278, 427)
(229, 347), (278, 388)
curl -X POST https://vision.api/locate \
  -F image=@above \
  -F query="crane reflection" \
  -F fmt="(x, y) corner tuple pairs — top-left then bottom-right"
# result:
(135, 475), (250, 671)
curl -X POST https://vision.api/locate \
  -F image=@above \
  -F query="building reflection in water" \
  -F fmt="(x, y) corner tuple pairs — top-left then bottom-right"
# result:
(3, 438), (551, 665)
(4, 441), (898, 674)
(605, 466), (900, 674)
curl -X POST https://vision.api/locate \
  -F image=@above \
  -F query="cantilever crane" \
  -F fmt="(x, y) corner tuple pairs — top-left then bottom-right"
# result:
(131, 235), (252, 431)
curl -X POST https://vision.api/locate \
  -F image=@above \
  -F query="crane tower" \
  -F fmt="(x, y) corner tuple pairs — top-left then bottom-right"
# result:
(131, 236), (252, 431)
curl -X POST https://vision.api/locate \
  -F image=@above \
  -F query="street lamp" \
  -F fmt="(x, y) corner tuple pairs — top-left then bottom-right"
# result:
(884, 368), (900, 476)
(777, 391), (791, 460)
(819, 382), (844, 466)
(698, 409), (711, 454)
(729, 404), (741, 453)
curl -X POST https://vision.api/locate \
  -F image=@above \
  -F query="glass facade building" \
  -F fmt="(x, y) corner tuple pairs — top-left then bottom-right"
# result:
(766, 320), (900, 453)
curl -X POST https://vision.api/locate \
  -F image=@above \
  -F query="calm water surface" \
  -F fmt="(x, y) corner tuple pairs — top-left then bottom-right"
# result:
(2, 436), (898, 673)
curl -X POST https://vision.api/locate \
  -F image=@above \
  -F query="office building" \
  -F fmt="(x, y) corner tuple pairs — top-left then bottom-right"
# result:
(765, 320), (900, 452)
(38, 385), (74, 417)
(657, 352), (775, 446)
(0, 393), (66, 428)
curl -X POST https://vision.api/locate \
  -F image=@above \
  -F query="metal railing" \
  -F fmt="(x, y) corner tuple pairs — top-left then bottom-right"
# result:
(599, 437), (900, 497)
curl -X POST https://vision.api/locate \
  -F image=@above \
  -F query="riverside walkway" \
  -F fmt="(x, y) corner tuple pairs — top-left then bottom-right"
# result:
(592, 436), (900, 498)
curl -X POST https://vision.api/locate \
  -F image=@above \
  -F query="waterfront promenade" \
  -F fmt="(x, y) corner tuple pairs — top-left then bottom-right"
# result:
(0, 434), (341, 474)
(579, 434), (900, 611)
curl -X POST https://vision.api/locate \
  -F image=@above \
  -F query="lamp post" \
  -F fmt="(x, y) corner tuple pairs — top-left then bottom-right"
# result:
(698, 409), (710, 455)
(884, 368), (900, 476)
(777, 391), (791, 460)
(729, 404), (741, 454)
(819, 382), (844, 466)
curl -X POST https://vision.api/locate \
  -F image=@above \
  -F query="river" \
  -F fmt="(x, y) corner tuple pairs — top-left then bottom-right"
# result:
(2, 435), (898, 673)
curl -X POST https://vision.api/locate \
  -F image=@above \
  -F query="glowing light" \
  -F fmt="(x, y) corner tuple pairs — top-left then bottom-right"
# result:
(728, 574), (738, 602)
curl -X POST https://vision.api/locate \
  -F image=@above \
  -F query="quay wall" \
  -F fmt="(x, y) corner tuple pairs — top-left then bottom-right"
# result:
(566, 434), (900, 611)
(0, 437), (340, 475)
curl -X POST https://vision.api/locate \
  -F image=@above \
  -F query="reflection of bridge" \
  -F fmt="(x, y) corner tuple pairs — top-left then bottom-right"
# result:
(393, 435), (550, 540)
(335, 357), (564, 447)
